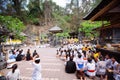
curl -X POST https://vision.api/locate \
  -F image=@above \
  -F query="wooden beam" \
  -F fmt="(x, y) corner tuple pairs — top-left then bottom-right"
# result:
(90, 0), (119, 21)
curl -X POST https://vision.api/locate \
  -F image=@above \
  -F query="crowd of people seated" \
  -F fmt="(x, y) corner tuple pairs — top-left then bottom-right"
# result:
(3, 48), (39, 72)
(7, 48), (39, 63)
(0, 48), (41, 80)
(7, 48), (25, 63)
(56, 42), (120, 80)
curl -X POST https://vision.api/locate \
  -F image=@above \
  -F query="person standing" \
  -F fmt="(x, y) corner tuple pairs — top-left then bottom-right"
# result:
(6, 64), (20, 80)
(32, 55), (42, 80)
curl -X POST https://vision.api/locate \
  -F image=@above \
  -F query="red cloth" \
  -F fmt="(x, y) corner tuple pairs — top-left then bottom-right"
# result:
(88, 70), (95, 72)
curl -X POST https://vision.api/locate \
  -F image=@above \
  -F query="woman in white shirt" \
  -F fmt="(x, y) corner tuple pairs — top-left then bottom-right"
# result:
(6, 64), (20, 80)
(32, 55), (42, 80)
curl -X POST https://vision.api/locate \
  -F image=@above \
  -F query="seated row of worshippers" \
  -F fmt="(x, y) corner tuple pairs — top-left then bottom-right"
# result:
(7, 48), (38, 63)
(56, 43), (120, 80)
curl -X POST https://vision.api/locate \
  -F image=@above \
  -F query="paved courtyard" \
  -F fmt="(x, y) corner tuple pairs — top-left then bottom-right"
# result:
(1, 46), (99, 80)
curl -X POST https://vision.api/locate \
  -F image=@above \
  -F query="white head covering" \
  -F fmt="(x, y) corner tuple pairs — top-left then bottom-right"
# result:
(35, 58), (40, 60)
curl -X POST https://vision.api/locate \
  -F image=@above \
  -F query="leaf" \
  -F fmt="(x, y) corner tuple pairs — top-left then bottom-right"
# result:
(0, 15), (25, 41)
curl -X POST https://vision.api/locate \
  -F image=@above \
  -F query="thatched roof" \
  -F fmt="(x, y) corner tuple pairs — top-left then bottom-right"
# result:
(49, 25), (63, 33)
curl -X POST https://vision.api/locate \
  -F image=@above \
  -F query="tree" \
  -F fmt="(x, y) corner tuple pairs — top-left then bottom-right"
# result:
(43, 0), (52, 25)
(0, 0), (6, 13)
(78, 21), (109, 38)
(0, 15), (25, 41)
(0, 0), (29, 20)
(64, 0), (81, 32)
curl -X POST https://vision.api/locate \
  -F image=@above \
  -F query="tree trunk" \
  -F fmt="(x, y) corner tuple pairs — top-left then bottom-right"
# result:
(44, 0), (52, 25)
(12, 0), (22, 17)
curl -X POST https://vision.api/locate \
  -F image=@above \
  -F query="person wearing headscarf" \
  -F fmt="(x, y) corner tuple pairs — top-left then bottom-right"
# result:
(32, 54), (42, 80)
(6, 64), (20, 80)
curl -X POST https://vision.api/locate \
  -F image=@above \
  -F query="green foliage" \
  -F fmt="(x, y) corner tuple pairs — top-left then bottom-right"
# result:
(63, 15), (71, 23)
(15, 33), (26, 41)
(32, 18), (39, 25)
(0, 15), (25, 41)
(0, 0), (105, 41)
(27, 14), (40, 25)
(52, 12), (71, 32)
(79, 21), (103, 38)
(56, 32), (70, 38)
(0, 35), (7, 42)
(41, 34), (47, 39)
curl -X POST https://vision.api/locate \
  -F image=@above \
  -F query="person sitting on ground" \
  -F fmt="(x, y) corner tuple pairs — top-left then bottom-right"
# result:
(6, 64), (20, 80)
(9, 50), (16, 60)
(32, 50), (38, 57)
(59, 46), (64, 56)
(32, 55), (42, 80)
(16, 50), (22, 61)
(76, 54), (86, 80)
(105, 54), (111, 68)
(114, 63), (120, 80)
(20, 49), (25, 59)
(26, 49), (32, 61)
(104, 54), (112, 80)
(107, 57), (118, 80)
(15, 49), (19, 57)
(7, 49), (16, 64)
(56, 49), (59, 56)
(96, 60), (107, 80)
(65, 56), (76, 73)
(85, 57), (96, 79)
(0, 72), (7, 80)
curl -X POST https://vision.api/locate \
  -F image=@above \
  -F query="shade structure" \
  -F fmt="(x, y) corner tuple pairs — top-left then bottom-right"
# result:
(49, 25), (63, 33)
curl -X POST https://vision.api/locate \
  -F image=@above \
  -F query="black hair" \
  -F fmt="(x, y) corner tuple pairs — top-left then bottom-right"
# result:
(34, 50), (37, 53)
(16, 49), (19, 52)
(82, 50), (86, 57)
(111, 56), (116, 60)
(35, 59), (40, 64)
(88, 58), (92, 63)
(78, 54), (82, 58)
(70, 56), (73, 61)
(12, 64), (17, 73)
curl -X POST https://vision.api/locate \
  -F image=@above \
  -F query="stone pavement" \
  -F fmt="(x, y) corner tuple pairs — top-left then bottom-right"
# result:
(1, 46), (99, 80)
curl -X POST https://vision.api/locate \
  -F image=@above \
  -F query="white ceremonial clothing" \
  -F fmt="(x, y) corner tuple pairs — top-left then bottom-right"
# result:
(32, 62), (42, 80)
(110, 61), (118, 79)
(96, 61), (106, 75)
(7, 69), (20, 80)
(76, 58), (84, 70)
(105, 59), (111, 68)
(86, 62), (96, 77)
